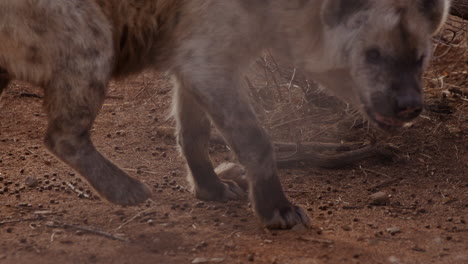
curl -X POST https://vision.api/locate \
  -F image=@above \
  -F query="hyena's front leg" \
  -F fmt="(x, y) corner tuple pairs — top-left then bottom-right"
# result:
(176, 69), (310, 229)
(172, 76), (245, 201)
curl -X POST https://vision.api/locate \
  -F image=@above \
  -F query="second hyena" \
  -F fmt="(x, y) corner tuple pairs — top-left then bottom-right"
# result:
(0, 0), (450, 229)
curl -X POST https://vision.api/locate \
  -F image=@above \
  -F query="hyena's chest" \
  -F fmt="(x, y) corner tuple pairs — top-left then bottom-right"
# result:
(93, 0), (183, 76)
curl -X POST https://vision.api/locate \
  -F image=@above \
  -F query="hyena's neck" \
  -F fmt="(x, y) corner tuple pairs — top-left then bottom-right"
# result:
(267, 0), (336, 73)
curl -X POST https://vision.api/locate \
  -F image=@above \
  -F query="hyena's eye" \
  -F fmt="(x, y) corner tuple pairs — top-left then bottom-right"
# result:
(365, 48), (382, 64)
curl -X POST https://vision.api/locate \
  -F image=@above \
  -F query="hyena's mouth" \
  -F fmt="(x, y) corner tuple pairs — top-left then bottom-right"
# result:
(365, 108), (407, 130)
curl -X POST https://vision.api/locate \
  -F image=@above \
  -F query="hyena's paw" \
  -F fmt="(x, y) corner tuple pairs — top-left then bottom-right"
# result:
(96, 175), (152, 206)
(261, 205), (311, 230)
(214, 162), (248, 191)
(194, 179), (245, 202)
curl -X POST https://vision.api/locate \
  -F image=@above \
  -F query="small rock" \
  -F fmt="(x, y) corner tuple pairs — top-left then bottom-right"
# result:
(24, 176), (39, 188)
(192, 257), (209, 264)
(45, 221), (56, 227)
(388, 256), (401, 264)
(412, 247), (426, 252)
(342, 225), (352, 231)
(210, 258), (225, 263)
(441, 197), (455, 204)
(386, 226), (401, 235)
(369, 191), (390, 206)
(292, 224), (307, 231)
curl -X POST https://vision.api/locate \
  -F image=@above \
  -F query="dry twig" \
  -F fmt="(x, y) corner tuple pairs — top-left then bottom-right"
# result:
(50, 221), (128, 242)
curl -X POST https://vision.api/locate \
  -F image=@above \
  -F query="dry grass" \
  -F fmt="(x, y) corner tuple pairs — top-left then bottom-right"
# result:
(426, 16), (468, 129)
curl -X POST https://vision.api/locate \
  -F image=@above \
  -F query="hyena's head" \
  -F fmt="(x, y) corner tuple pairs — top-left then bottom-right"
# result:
(320, 0), (450, 129)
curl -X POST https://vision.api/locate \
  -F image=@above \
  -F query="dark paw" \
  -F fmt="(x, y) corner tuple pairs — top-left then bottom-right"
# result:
(261, 205), (311, 230)
(194, 179), (245, 202)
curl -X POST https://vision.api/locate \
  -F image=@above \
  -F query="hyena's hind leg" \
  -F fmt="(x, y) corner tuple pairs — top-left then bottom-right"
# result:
(0, 0), (150, 205)
(44, 74), (151, 206)
(172, 76), (245, 201)
(37, 4), (150, 206)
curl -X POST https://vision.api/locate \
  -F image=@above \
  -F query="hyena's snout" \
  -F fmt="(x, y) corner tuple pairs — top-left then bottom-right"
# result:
(368, 80), (423, 129)
(392, 88), (423, 121)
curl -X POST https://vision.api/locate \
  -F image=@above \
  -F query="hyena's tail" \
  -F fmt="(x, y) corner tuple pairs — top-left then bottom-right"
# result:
(0, 67), (9, 98)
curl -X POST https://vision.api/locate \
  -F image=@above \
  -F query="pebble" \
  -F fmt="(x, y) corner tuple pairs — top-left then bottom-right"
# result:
(388, 256), (401, 264)
(191, 257), (225, 264)
(386, 226), (401, 235)
(292, 224), (307, 231)
(192, 257), (209, 264)
(369, 191), (390, 206)
(342, 225), (352, 231)
(412, 247), (426, 252)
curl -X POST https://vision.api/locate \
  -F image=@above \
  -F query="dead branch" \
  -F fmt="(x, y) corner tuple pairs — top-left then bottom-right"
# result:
(0, 217), (40, 226)
(274, 141), (361, 152)
(66, 182), (91, 199)
(50, 221), (128, 242)
(116, 207), (156, 230)
(276, 144), (396, 169)
(214, 133), (396, 168)
(155, 126), (396, 168)
(368, 178), (400, 192)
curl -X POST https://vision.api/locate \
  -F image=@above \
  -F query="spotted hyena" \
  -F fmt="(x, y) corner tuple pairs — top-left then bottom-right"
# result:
(0, 0), (450, 229)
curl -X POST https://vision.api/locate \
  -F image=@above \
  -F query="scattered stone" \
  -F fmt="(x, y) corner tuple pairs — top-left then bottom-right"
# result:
(412, 247), (426, 252)
(24, 176), (39, 188)
(342, 225), (352, 231)
(45, 221), (56, 227)
(156, 126), (175, 138)
(192, 258), (209, 264)
(191, 257), (225, 264)
(388, 256), (401, 264)
(369, 191), (390, 206)
(441, 197), (455, 204)
(386, 227), (401, 235)
(210, 258), (225, 263)
(292, 224), (307, 231)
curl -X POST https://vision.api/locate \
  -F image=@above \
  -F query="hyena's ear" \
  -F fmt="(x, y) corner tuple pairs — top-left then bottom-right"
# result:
(321, 0), (369, 27)
(418, 0), (451, 34)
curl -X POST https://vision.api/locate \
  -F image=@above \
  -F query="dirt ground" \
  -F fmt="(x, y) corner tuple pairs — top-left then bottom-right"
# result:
(0, 16), (467, 264)
(0, 65), (466, 264)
